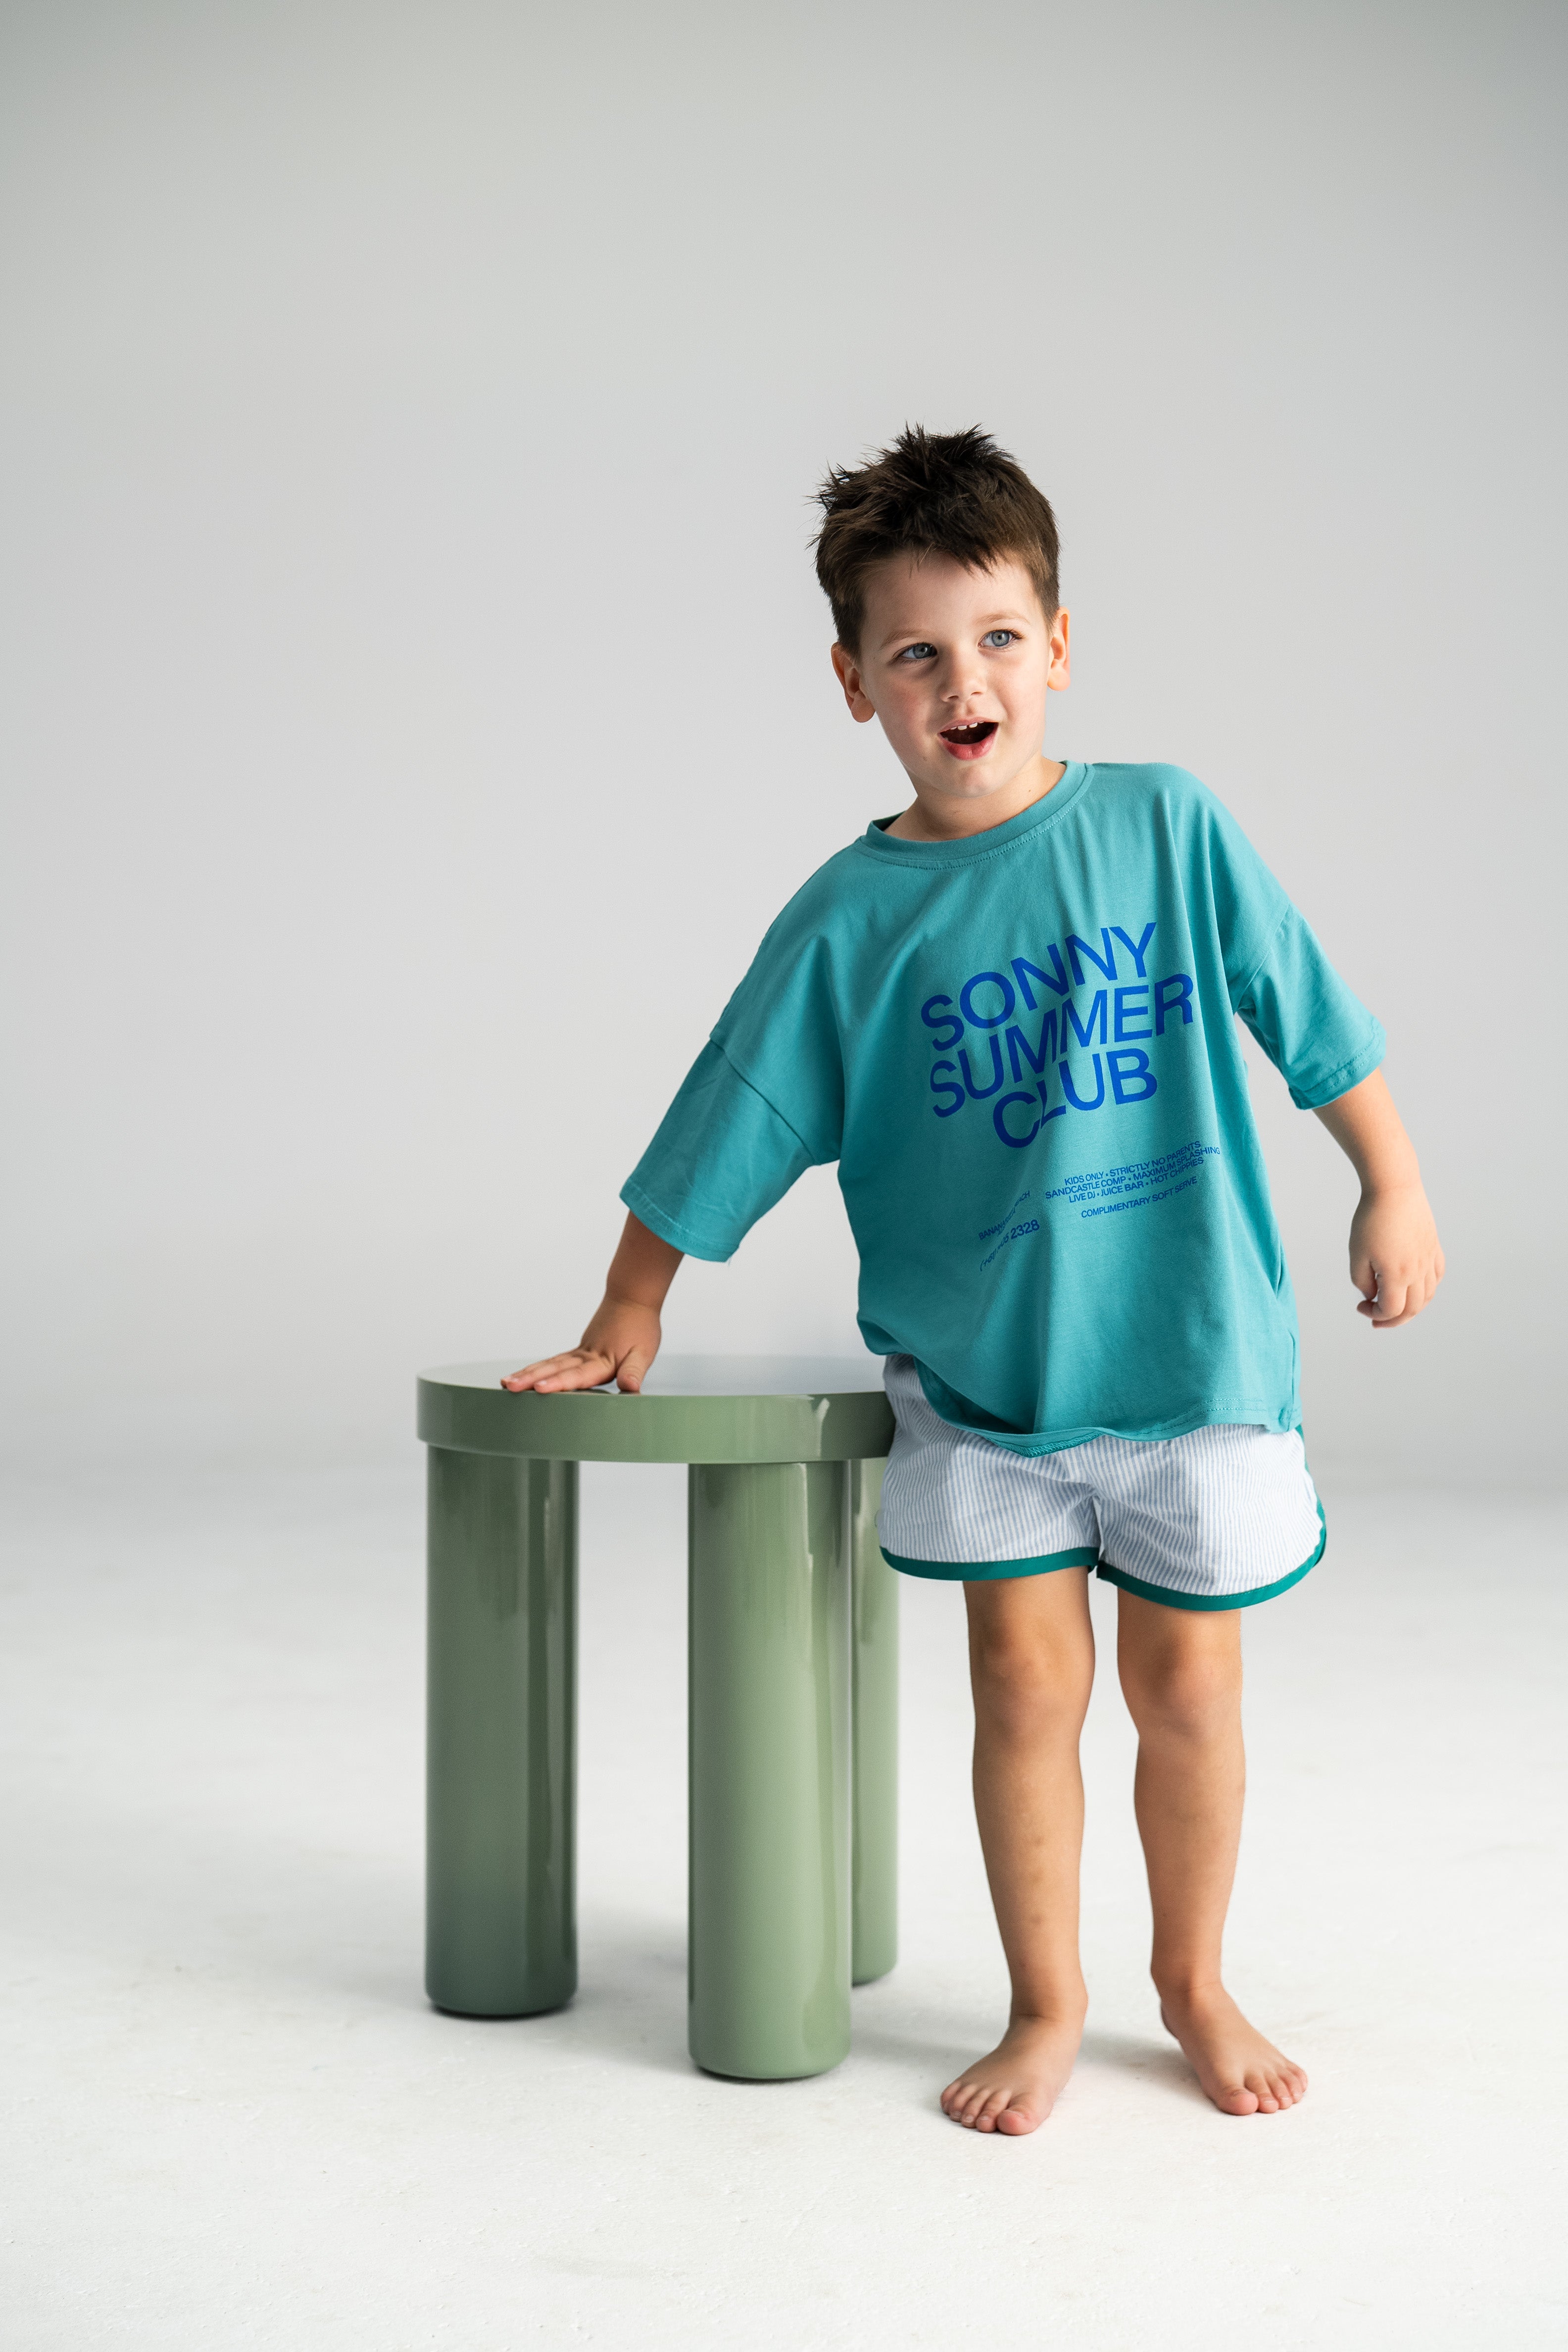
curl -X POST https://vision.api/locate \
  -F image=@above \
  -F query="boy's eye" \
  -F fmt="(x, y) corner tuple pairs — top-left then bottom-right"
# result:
(982, 630), (1018, 648)
(895, 642), (937, 662)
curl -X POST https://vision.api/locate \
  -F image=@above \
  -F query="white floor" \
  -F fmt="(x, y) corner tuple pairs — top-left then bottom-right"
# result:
(1, 1461), (1564, 2350)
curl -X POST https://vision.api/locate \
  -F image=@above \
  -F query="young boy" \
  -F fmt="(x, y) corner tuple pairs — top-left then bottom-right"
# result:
(507, 427), (1443, 2135)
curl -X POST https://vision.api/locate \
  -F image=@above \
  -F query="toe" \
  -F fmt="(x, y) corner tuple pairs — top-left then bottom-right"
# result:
(1215, 2082), (1261, 2115)
(996, 2099), (1040, 2136)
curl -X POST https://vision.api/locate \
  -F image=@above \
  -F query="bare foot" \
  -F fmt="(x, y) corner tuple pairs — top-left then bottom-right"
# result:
(940, 2010), (1085, 2135)
(1158, 1985), (1308, 2115)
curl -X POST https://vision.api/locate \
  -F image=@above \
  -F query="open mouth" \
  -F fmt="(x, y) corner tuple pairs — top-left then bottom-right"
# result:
(939, 718), (999, 761)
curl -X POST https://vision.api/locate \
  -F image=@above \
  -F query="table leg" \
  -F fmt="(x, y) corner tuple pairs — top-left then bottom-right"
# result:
(850, 1458), (898, 1985)
(687, 1460), (851, 2079)
(425, 1447), (577, 2017)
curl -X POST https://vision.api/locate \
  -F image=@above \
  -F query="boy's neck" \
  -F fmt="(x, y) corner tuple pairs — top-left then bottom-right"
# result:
(885, 752), (1067, 844)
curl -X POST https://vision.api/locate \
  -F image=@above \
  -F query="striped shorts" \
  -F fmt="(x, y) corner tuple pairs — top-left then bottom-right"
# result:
(878, 1356), (1325, 1612)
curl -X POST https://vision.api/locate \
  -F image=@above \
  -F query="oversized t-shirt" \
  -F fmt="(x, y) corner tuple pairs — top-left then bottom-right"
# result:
(622, 762), (1384, 1455)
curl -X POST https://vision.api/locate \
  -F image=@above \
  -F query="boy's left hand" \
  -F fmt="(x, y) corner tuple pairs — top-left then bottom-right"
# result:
(1313, 1070), (1444, 1329)
(1347, 1182), (1444, 1328)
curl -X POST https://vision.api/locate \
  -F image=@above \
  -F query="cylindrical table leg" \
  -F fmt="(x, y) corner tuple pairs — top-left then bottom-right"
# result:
(687, 1460), (851, 2080)
(850, 1457), (898, 1985)
(425, 1447), (577, 2017)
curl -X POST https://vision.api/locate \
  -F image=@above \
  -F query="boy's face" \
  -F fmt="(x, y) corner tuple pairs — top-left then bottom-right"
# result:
(831, 552), (1070, 814)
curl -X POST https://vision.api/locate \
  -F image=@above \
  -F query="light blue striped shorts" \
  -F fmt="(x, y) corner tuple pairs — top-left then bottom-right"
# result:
(878, 1356), (1325, 1612)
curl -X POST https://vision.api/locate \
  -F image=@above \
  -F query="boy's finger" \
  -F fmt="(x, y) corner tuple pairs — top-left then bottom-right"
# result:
(500, 1355), (572, 1389)
(1374, 1273), (1429, 1326)
(1355, 1274), (1402, 1323)
(539, 1357), (616, 1391)
(502, 1351), (605, 1391)
(616, 1346), (655, 1393)
(1373, 1274), (1409, 1322)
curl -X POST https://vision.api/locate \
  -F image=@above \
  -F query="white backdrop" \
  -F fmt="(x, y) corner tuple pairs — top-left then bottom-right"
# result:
(2, 0), (1563, 1481)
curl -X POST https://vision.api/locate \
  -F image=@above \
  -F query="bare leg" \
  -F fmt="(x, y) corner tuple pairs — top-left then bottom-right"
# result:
(1116, 1591), (1307, 2116)
(940, 1567), (1094, 2135)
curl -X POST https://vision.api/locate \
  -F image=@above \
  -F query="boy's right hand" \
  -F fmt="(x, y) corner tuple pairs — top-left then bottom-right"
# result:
(501, 1299), (663, 1395)
(500, 1213), (684, 1396)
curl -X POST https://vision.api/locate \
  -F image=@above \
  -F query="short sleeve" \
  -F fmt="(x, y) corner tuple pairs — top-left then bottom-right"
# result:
(1235, 906), (1386, 1110)
(620, 1040), (820, 1262)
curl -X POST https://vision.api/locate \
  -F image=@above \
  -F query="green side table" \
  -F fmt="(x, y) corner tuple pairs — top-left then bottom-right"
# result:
(416, 1356), (899, 2081)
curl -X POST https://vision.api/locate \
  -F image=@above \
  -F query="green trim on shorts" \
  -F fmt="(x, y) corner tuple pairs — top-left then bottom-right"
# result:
(880, 1543), (1100, 1583)
(881, 1498), (1327, 1610)
(1096, 1498), (1327, 1613)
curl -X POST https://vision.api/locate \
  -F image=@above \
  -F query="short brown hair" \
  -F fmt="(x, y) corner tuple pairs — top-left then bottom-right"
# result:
(812, 425), (1060, 654)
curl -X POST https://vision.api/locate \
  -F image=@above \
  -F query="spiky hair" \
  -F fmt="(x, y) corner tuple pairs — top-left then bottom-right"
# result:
(812, 425), (1060, 654)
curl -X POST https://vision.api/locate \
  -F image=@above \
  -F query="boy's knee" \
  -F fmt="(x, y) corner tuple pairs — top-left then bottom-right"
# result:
(970, 1621), (1093, 1735)
(1120, 1636), (1240, 1738)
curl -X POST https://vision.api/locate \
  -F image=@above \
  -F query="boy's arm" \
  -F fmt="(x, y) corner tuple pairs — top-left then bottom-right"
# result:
(1311, 1069), (1444, 1330)
(502, 1213), (684, 1393)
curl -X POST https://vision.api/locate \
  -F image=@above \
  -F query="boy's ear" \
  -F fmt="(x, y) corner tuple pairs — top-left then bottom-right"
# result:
(831, 642), (877, 724)
(1046, 606), (1072, 693)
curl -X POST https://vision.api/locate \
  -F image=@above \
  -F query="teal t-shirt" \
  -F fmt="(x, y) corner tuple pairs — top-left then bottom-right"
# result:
(622, 762), (1384, 1455)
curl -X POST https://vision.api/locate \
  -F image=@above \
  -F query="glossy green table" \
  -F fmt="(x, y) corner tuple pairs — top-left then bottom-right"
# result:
(416, 1356), (898, 2080)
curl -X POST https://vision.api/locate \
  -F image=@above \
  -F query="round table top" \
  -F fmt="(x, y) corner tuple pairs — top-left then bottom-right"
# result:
(417, 1355), (896, 1465)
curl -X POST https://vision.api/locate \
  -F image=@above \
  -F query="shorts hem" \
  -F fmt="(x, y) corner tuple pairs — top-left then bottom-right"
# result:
(880, 1544), (1100, 1582)
(1094, 1502), (1327, 1612)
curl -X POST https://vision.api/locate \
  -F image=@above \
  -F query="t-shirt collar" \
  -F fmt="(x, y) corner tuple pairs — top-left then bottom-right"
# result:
(855, 761), (1091, 867)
